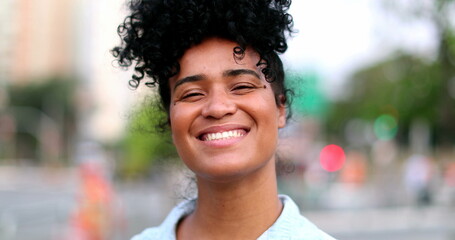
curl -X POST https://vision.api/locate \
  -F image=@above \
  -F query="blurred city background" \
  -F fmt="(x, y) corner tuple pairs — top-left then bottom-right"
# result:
(0, 0), (454, 239)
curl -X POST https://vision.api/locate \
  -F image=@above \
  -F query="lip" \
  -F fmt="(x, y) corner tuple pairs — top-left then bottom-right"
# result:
(195, 124), (250, 147)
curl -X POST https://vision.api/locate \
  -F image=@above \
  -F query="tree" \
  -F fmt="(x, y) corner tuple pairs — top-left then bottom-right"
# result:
(381, 0), (455, 145)
(119, 99), (178, 179)
(327, 0), (455, 146)
(327, 53), (442, 145)
(3, 77), (77, 163)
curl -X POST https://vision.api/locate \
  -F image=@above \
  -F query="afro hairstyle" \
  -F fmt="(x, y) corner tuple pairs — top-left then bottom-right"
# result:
(112, 0), (295, 116)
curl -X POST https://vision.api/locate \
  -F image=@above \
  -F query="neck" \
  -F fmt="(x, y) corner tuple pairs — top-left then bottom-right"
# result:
(178, 159), (282, 240)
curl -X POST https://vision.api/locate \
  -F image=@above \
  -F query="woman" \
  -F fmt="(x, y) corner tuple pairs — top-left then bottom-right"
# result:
(112, 0), (336, 239)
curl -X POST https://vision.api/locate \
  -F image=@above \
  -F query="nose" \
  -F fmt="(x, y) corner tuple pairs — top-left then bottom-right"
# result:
(201, 91), (237, 119)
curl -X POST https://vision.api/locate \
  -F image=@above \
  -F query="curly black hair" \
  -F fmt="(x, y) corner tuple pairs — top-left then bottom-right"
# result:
(112, 0), (294, 118)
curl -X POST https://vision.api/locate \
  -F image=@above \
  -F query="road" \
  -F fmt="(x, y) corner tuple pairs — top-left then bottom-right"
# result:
(0, 166), (454, 240)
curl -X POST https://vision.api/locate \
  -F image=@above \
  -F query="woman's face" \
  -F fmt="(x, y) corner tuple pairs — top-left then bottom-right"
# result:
(169, 37), (286, 182)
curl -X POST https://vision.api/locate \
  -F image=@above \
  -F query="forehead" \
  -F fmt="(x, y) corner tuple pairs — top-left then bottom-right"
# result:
(174, 38), (261, 80)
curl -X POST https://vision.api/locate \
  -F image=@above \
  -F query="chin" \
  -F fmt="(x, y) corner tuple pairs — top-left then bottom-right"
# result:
(190, 156), (275, 184)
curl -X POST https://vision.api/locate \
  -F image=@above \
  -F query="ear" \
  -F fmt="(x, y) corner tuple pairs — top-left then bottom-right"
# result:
(277, 95), (286, 128)
(278, 104), (286, 128)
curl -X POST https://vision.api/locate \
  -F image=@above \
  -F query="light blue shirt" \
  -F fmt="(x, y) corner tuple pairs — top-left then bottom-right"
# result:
(131, 195), (336, 240)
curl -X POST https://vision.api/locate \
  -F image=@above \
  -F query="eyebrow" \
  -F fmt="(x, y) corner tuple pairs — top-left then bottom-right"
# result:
(173, 74), (205, 91)
(173, 69), (261, 91)
(222, 69), (261, 79)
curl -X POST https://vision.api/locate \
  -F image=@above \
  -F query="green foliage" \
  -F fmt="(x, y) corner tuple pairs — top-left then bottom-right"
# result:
(371, 0), (455, 145)
(4, 77), (77, 162)
(8, 77), (76, 117)
(327, 51), (454, 145)
(119, 99), (178, 179)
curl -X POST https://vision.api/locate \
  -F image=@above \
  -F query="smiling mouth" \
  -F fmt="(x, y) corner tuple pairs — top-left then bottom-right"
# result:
(199, 129), (248, 141)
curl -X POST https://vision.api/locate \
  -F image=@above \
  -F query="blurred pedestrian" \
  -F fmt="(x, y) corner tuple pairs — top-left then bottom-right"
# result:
(403, 154), (434, 206)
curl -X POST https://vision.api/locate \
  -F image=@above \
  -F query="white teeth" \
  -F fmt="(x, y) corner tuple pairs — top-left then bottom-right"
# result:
(203, 130), (245, 141)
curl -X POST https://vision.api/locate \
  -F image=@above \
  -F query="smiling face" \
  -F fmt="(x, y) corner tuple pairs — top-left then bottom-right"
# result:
(169, 37), (286, 182)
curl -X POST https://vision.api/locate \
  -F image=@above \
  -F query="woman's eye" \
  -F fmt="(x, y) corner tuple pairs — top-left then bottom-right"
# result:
(232, 84), (256, 94)
(181, 92), (204, 101)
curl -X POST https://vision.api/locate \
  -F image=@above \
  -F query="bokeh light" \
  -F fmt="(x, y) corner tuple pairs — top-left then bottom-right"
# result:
(373, 114), (398, 140)
(319, 144), (346, 172)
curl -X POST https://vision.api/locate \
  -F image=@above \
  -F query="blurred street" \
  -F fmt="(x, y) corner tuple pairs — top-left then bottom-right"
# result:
(1, 165), (454, 240)
(1, 0), (455, 239)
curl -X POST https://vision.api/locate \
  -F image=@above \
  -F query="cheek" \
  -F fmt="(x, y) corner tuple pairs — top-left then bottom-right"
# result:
(258, 90), (282, 119)
(169, 107), (184, 141)
(169, 105), (197, 142)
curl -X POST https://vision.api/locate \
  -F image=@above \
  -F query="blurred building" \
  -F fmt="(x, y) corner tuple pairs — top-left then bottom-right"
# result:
(72, 0), (138, 143)
(0, 0), (15, 84)
(0, 0), (75, 83)
(0, 0), (136, 151)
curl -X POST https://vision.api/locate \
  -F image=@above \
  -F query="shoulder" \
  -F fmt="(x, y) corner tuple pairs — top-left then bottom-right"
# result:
(131, 227), (161, 240)
(130, 199), (196, 240)
(258, 195), (336, 240)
